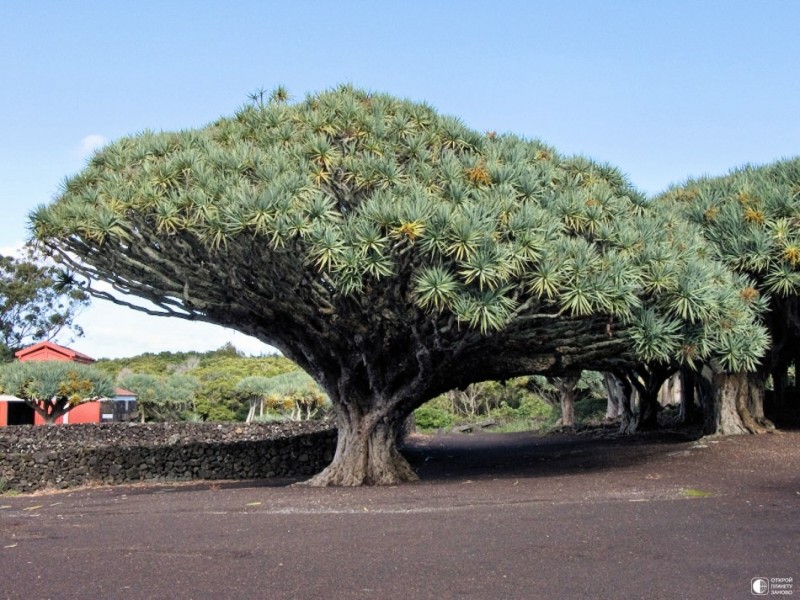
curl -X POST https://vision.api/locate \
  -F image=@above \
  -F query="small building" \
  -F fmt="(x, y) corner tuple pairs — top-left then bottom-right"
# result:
(0, 341), (137, 426)
(14, 340), (96, 365)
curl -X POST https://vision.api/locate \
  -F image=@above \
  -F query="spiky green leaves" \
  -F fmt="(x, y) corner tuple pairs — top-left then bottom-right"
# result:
(413, 266), (459, 312)
(0, 361), (114, 407)
(32, 85), (769, 370)
(661, 158), (800, 297)
(765, 263), (800, 296)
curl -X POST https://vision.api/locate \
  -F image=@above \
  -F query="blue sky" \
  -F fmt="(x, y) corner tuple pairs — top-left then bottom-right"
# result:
(1, 1), (798, 358)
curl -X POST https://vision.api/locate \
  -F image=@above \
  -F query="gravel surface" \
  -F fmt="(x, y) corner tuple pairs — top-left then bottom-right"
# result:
(1, 428), (799, 600)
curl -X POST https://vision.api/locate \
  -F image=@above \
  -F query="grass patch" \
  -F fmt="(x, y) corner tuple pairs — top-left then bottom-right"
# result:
(682, 488), (712, 498)
(0, 478), (20, 496)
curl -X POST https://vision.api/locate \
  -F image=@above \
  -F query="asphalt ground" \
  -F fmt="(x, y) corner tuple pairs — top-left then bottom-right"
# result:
(1, 429), (799, 600)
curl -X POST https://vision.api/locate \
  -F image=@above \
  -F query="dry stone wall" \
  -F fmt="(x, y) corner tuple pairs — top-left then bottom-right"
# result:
(0, 421), (337, 493)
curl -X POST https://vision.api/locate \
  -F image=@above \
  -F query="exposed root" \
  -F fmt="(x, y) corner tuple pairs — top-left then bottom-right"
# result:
(297, 422), (420, 487)
(735, 378), (775, 434)
(298, 455), (418, 487)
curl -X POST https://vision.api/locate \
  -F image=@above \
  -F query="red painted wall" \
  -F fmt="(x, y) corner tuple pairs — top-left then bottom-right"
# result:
(32, 402), (101, 425)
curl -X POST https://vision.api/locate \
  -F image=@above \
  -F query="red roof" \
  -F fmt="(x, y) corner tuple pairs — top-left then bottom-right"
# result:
(15, 341), (96, 364)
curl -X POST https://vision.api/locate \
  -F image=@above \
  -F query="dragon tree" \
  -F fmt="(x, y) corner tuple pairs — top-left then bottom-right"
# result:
(659, 157), (800, 432)
(0, 361), (113, 424)
(31, 86), (766, 485)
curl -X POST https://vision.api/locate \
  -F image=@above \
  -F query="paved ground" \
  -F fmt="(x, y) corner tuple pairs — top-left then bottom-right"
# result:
(1, 429), (799, 600)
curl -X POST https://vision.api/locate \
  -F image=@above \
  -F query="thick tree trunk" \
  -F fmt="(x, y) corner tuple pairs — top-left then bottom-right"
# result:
(637, 391), (660, 430)
(560, 390), (576, 428)
(603, 372), (624, 420)
(301, 408), (418, 486)
(678, 368), (700, 425)
(33, 401), (66, 424)
(710, 372), (749, 435)
(280, 291), (645, 487)
(619, 365), (671, 433)
(746, 374), (775, 432)
(707, 371), (774, 435)
(620, 390), (658, 433)
(552, 376), (579, 428)
(748, 375), (766, 421)
(619, 393), (637, 434)
(612, 371), (636, 433)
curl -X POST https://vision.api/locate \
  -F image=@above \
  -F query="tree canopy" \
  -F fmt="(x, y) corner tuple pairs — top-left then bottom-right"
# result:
(31, 85), (768, 484)
(0, 248), (89, 361)
(659, 158), (800, 300)
(658, 157), (800, 410)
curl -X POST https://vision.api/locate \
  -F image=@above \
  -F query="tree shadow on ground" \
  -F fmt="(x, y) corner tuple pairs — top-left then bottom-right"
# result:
(103, 427), (705, 495)
(402, 428), (703, 482)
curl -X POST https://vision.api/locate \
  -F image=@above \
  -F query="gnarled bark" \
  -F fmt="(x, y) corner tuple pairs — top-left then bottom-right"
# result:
(551, 375), (579, 428)
(708, 371), (774, 435)
(603, 372), (625, 420)
(301, 407), (418, 487)
(283, 313), (635, 485)
(618, 364), (674, 434)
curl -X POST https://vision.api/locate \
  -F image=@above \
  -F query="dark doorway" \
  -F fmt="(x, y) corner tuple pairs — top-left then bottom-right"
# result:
(7, 402), (34, 425)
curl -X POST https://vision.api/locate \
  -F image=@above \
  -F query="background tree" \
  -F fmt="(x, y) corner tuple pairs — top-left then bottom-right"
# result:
(658, 157), (800, 431)
(526, 372), (606, 428)
(0, 247), (88, 361)
(548, 375), (581, 428)
(32, 85), (767, 485)
(0, 360), (113, 423)
(415, 376), (563, 432)
(118, 372), (199, 422)
(442, 384), (488, 420)
(160, 373), (200, 419)
(237, 371), (328, 422)
(96, 346), (296, 421)
(613, 363), (676, 433)
(236, 375), (271, 422)
(602, 372), (626, 420)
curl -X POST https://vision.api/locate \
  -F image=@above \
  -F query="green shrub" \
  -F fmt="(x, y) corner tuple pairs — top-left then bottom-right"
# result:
(575, 397), (607, 423)
(414, 405), (454, 430)
(197, 400), (237, 422)
(489, 396), (555, 432)
(516, 396), (554, 419)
